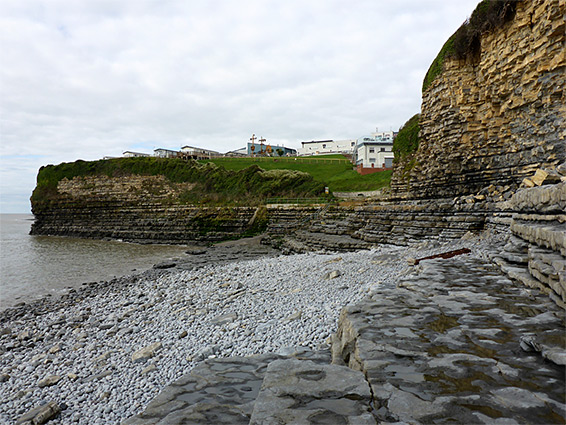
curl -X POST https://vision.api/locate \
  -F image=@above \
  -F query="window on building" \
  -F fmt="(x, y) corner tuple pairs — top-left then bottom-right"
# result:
(322, 144), (326, 148)
(380, 147), (386, 152)
(369, 158), (376, 163)
(351, 142), (355, 146)
(369, 148), (375, 153)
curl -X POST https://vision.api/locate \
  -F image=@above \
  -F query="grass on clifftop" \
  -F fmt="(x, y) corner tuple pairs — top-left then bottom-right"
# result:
(327, 169), (393, 192)
(202, 155), (392, 192)
(32, 154), (393, 207)
(31, 157), (327, 206)
(422, 0), (520, 92)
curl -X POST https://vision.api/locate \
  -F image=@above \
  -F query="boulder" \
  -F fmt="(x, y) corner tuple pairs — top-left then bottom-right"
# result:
(37, 375), (61, 388)
(324, 270), (342, 279)
(131, 342), (162, 363)
(16, 401), (60, 425)
(531, 169), (562, 186)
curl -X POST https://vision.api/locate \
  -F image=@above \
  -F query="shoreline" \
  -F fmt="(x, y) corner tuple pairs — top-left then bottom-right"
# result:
(0, 234), (279, 320)
(0, 232), (519, 424)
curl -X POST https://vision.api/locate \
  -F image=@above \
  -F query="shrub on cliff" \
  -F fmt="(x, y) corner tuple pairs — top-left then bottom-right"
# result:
(422, 0), (520, 92)
(393, 114), (420, 162)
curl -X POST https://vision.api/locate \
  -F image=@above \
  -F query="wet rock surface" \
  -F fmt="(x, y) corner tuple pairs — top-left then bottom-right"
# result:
(250, 358), (375, 425)
(122, 245), (565, 425)
(124, 349), (335, 425)
(334, 256), (566, 424)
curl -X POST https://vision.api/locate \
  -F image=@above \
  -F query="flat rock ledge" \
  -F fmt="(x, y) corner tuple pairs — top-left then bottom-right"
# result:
(124, 256), (565, 425)
(122, 348), (368, 425)
(334, 256), (565, 424)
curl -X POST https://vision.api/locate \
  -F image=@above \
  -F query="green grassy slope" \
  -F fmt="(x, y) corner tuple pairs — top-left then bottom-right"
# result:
(202, 155), (392, 192)
(31, 154), (392, 208)
(423, 0), (519, 92)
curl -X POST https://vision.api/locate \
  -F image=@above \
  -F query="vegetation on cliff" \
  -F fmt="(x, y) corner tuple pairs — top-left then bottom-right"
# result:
(31, 157), (326, 206)
(203, 155), (392, 192)
(392, 114), (420, 161)
(422, 0), (520, 92)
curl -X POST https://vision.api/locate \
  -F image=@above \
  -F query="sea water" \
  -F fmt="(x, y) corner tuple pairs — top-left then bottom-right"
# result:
(0, 214), (189, 311)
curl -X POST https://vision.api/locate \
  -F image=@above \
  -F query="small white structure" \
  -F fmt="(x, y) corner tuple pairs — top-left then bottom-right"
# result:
(181, 145), (221, 157)
(298, 139), (356, 156)
(355, 131), (395, 174)
(225, 147), (248, 156)
(154, 148), (180, 158)
(123, 151), (150, 158)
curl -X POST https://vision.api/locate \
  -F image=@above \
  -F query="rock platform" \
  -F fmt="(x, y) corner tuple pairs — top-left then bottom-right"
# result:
(124, 255), (565, 425)
(123, 349), (376, 425)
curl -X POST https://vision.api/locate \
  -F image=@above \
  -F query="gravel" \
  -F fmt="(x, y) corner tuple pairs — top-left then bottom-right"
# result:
(0, 233), (505, 424)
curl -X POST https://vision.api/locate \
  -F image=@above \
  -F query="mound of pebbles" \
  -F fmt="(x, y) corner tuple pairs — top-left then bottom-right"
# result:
(0, 237), (495, 424)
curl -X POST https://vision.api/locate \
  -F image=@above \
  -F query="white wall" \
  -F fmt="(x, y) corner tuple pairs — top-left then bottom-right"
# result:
(356, 144), (393, 168)
(298, 139), (355, 156)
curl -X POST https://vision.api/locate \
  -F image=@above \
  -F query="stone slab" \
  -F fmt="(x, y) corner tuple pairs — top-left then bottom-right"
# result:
(249, 359), (376, 425)
(123, 349), (332, 425)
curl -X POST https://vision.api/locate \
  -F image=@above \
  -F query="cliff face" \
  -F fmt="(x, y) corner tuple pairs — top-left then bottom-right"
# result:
(391, 0), (565, 199)
(30, 175), (260, 243)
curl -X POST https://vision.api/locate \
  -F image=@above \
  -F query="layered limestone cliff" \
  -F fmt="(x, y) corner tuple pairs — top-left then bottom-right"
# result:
(391, 0), (565, 199)
(30, 175), (260, 244)
(492, 181), (566, 307)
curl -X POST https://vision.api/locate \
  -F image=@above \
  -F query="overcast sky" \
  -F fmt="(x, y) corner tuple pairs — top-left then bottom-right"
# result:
(0, 0), (480, 213)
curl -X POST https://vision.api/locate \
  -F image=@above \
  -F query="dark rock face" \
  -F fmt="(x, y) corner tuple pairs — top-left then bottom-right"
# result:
(123, 350), (340, 425)
(266, 202), (491, 253)
(31, 203), (257, 244)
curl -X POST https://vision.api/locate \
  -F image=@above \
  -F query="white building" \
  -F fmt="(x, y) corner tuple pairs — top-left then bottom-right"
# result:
(225, 147), (248, 156)
(154, 148), (180, 158)
(123, 151), (150, 158)
(180, 145), (221, 157)
(298, 139), (356, 156)
(355, 131), (395, 174)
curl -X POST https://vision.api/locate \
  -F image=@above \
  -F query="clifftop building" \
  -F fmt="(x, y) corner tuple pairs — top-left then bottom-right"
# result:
(298, 139), (356, 156)
(181, 145), (220, 158)
(354, 131), (396, 175)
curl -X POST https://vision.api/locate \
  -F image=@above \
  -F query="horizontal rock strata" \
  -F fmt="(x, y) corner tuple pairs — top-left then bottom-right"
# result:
(391, 0), (566, 199)
(491, 182), (566, 307)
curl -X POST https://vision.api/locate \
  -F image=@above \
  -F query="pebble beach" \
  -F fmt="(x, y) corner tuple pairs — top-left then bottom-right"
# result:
(0, 235), (506, 424)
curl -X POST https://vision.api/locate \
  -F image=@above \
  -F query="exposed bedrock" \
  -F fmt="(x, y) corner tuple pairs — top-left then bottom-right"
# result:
(332, 256), (565, 424)
(30, 174), (566, 308)
(390, 0), (565, 199)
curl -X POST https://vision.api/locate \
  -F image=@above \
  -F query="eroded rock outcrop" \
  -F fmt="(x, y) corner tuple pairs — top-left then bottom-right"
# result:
(492, 180), (566, 307)
(31, 175), (260, 244)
